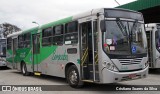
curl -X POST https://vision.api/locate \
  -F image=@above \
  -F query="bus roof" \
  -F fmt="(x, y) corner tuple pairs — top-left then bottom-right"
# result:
(7, 31), (23, 38)
(7, 8), (142, 38)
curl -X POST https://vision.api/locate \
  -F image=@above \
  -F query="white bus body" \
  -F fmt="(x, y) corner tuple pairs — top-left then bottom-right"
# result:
(145, 23), (160, 68)
(6, 8), (148, 87)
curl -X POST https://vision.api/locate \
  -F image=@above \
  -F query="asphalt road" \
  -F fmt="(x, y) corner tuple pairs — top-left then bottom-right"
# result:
(0, 67), (160, 94)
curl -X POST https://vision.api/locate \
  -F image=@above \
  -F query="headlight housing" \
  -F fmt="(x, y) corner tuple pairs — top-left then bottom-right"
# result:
(102, 61), (118, 72)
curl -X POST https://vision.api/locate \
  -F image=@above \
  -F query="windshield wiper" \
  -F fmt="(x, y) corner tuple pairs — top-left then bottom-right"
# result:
(130, 19), (138, 43)
(130, 19), (138, 34)
(116, 18), (128, 36)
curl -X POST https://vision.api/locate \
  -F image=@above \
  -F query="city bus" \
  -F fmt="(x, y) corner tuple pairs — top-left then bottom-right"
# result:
(6, 8), (148, 87)
(145, 23), (160, 69)
(0, 38), (7, 67)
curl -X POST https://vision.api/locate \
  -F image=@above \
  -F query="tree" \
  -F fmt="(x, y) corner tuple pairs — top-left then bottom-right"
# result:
(0, 23), (21, 38)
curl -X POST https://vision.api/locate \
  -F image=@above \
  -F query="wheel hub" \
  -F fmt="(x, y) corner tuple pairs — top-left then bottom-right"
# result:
(69, 70), (77, 84)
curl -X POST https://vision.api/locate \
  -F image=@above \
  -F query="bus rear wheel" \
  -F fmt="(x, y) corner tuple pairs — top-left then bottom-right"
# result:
(22, 63), (30, 76)
(66, 65), (83, 88)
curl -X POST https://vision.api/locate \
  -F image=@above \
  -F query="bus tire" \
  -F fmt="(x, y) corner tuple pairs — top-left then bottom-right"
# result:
(22, 63), (30, 76)
(66, 65), (83, 88)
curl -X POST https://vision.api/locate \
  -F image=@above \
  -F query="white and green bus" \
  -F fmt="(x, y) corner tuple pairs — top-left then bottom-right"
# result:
(6, 8), (148, 87)
(145, 23), (160, 69)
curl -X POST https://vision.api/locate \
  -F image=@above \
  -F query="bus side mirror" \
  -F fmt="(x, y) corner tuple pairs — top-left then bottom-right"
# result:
(100, 20), (106, 32)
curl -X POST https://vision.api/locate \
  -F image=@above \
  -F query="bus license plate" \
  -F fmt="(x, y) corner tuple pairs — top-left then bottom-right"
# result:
(128, 74), (136, 79)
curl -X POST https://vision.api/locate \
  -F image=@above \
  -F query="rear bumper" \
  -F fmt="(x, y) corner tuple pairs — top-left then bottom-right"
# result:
(101, 66), (148, 83)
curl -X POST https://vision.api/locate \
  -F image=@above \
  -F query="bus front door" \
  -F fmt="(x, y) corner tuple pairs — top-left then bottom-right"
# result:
(146, 30), (153, 67)
(80, 21), (99, 82)
(32, 34), (40, 73)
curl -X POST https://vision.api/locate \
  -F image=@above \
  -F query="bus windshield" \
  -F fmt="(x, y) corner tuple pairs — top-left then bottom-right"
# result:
(102, 19), (147, 58)
(155, 25), (160, 52)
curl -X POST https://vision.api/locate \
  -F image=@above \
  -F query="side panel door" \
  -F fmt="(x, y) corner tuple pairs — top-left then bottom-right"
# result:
(32, 34), (41, 72)
(79, 17), (99, 81)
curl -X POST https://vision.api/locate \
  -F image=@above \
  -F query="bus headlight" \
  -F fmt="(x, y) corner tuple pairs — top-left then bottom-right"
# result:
(103, 61), (118, 72)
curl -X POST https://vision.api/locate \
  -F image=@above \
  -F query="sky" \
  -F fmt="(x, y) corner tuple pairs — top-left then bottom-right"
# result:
(0, 0), (136, 30)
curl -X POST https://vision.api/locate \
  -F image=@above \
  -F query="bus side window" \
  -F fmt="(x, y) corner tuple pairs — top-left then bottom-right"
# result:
(53, 25), (63, 45)
(64, 21), (78, 45)
(7, 37), (12, 50)
(24, 33), (31, 48)
(93, 21), (98, 52)
(18, 35), (24, 48)
(155, 31), (160, 50)
(42, 27), (53, 46)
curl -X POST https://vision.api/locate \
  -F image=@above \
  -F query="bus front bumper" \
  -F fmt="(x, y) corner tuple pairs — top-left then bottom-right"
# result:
(101, 66), (148, 83)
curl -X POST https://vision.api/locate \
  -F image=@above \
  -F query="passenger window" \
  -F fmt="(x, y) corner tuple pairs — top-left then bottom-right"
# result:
(18, 35), (24, 48)
(42, 27), (53, 46)
(65, 21), (78, 45)
(18, 33), (31, 48)
(155, 31), (160, 50)
(53, 25), (63, 45)
(54, 25), (63, 35)
(24, 33), (31, 48)
(7, 37), (12, 50)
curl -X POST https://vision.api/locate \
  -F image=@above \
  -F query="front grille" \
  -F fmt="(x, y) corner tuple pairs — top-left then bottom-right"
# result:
(119, 68), (143, 72)
(119, 58), (142, 65)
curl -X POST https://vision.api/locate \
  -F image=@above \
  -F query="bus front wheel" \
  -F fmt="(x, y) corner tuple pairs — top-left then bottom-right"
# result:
(66, 65), (83, 88)
(22, 63), (30, 76)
